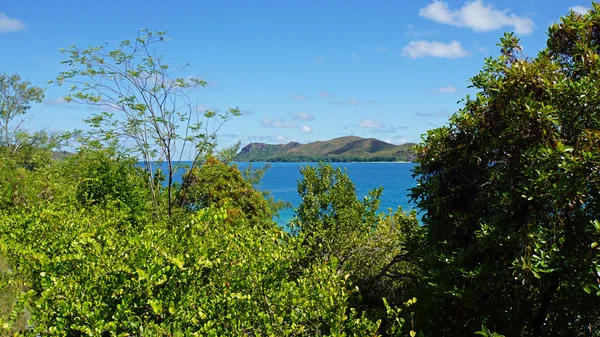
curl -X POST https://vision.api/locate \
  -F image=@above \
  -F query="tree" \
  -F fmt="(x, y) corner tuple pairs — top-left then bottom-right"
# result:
(52, 29), (239, 216)
(177, 157), (274, 224)
(411, 7), (600, 336)
(293, 163), (382, 266)
(0, 161), (381, 335)
(0, 73), (45, 151)
(292, 163), (424, 322)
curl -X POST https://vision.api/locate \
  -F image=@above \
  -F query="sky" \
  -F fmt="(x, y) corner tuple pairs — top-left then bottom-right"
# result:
(0, 0), (594, 150)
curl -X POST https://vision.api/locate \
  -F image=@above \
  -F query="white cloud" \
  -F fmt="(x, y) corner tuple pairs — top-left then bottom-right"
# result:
(570, 5), (589, 15)
(405, 24), (438, 38)
(247, 135), (298, 143)
(474, 41), (488, 54)
(292, 112), (315, 121)
(239, 109), (255, 115)
(419, 0), (535, 35)
(260, 116), (313, 134)
(220, 133), (241, 139)
(350, 119), (406, 133)
(385, 137), (408, 145)
(275, 135), (297, 143)
(260, 117), (296, 128)
(438, 85), (457, 93)
(299, 125), (313, 133)
(330, 98), (380, 105)
(358, 119), (384, 129)
(416, 111), (450, 118)
(44, 97), (68, 106)
(378, 125), (407, 133)
(403, 40), (469, 59)
(318, 91), (336, 99)
(0, 13), (25, 33)
(290, 94), (307, 101)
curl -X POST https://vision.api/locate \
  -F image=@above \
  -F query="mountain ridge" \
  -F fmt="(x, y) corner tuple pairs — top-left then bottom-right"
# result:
(235, 136), (417, 162)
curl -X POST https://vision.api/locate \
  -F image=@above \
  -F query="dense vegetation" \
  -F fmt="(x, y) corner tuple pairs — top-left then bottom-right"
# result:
(2, 6), (600, 336)
(235, 136), (417, 162)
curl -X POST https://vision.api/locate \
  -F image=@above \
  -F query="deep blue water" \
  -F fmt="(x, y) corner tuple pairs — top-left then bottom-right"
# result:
(170, 162), (418, 225)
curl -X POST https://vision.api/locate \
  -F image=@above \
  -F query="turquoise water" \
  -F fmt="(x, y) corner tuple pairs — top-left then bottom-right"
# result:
(170, 162), (418, 225)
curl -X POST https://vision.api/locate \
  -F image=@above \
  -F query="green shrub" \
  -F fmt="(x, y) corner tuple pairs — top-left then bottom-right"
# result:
(411, 10), (600, 336)
(0, 198), (381, 336)
(178, 157), (273, 224)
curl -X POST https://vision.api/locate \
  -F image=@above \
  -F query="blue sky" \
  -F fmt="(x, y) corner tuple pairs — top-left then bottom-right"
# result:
(0, 0), (593, 149)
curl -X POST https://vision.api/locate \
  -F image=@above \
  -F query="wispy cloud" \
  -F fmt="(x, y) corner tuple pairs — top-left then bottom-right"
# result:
(416, 111), (450, 118)
(330, 98), (380, 105)
(570, 5), (589, 15)
(44, 96), (122, 113)
(261, 116), (314, 134)
(437, 85), (457, 93)
(44, 97), (69, 106)
(318, 91), (336, 99)
(239, 109), (255, 115)
(291, 112), (315, 121)
(385, 137), (409, 145)
(315, 56), (325, 64)
(474, 41), (488, 54)
(0, 12), (25, 33)
(419, 0), (535, 35)
(357, 119), (384, 129)
(405, 24), (438, 38)
(220, 133), (242, 139)
(403, 40), (469, 59)
(196, 104), (220, 113)
(377, 126), (407, 133)
(290, 94), (307, 101)
(260, 117), (296, 128)
(355, 119), (406, 133)
(299, 125), (313, 133)
(248, 135), (298, 143)
(375, 47), (390, 53)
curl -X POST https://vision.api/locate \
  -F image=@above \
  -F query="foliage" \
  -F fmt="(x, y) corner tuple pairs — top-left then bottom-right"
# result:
(0, 187), (380, 335)
(0, 255), (30, 335)
(5, 130), (64, 170)
(51, 28), (239, 216)
(0, 149), (68, 211)
(352, 209), (424, 311)
(178, 157), (274, 224)
(475, 325), (505, 337)
(382, 297), (419, 337)
(216, 142), (292, 216)
(293, 163), (424, 333)
(293, 163), (382, 264)
(12, 12), (600, 335)
(0, 73), (45, 150)
(411, 8), (600, 336)
(62, 147), (151, 226)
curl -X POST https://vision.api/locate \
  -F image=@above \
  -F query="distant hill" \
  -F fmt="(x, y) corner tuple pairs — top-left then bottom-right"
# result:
(52, 150), (73, 160)
(235, 136), (417, 162)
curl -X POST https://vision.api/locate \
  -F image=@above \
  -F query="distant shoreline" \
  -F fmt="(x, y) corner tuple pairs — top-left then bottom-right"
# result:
(233, 161), (414, 164)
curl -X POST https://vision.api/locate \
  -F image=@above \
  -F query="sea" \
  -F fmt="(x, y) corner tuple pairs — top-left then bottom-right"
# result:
(171, 162), (419, 226)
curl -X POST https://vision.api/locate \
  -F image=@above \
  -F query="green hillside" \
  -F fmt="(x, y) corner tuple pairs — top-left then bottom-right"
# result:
(235, 136), (417, 162)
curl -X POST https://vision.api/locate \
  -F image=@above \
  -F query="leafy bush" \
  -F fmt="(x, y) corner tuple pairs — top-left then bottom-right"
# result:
(411, 9), (600, 336)
(178, 157), (274, 224)
(0, 200), (382, 335)
(59, 148), (151, 227)
(292, 163), (424, 332)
